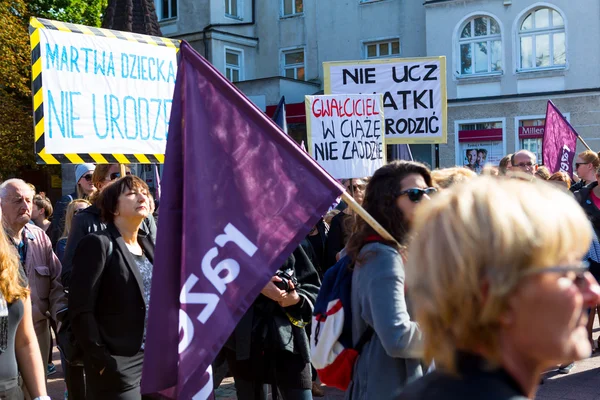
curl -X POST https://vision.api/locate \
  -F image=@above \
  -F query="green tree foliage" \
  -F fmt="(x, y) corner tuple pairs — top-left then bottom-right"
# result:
(0, 0), (37, 178)
(27, 0), (108, 27)
(0, 0), (108, 178)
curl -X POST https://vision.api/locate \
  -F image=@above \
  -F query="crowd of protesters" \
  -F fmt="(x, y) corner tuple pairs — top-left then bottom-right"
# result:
(0, 150), (598, 400)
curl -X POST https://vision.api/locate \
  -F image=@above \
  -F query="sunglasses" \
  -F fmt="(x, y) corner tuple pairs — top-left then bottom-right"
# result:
(398, 187), (437, 203)
(575, 162), (590, 169)
(519, 262), (590, 288)
(108, 172), (132, 181)
(82, 174), (93, 182)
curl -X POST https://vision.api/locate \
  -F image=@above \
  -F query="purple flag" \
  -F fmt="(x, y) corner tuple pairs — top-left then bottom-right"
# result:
(542, 101), (579, 177)
(141, 41), (343, 399)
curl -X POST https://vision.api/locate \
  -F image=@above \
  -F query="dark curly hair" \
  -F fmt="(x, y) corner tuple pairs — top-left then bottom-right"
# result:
(346, 160), (432, 265)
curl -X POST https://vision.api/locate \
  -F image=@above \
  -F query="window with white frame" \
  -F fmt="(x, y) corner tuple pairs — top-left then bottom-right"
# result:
(282, 0), (303, 17)
(225, 49), (243, 82)
(156, 0), (178, 20)
(519, 7), (566, 70)
(225, 0), (240, 18)
(365, 39), (400, 59)
(282, 49), (305, 80)
(458, 16), (501, 75)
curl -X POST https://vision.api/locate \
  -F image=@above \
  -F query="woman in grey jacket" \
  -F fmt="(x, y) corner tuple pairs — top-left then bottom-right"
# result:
(345, 161), (435, 400)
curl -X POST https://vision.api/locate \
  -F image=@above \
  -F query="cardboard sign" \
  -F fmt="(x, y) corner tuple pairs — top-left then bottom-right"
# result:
(323, 57), (447, 145)
(29, 18), (180, 164)
(305, 94), (385, 179)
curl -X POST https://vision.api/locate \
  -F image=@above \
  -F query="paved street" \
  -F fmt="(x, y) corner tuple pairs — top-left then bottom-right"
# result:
(215, 354), (600, 400)
(215, 319), (600, 400)
(44, 322), (600, 399)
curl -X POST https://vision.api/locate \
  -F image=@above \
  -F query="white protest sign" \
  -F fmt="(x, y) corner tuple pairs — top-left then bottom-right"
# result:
(324, 57), (447, 145)
(34, 20), (178, 160)
(305, 94), (385, 179)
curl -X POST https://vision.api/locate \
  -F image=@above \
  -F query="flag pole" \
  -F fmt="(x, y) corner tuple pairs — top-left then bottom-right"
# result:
(119, 163), (126, 177)
(341, 192), (399, 245)
(578, 136), (593, 151)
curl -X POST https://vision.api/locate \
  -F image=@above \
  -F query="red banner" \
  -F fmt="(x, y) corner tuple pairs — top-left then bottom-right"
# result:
(519, 126), (545, 139)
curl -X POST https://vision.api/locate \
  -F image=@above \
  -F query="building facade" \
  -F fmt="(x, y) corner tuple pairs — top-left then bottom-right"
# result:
(155, 0), (600, 170)
(425, 0), (600, 169)
(157, 0), (433, 164)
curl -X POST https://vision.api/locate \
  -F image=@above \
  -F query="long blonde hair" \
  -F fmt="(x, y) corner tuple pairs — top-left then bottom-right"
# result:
(60, 199), (91, 240)
(0, 228), (29, 303)
(406, 177), (591, 373)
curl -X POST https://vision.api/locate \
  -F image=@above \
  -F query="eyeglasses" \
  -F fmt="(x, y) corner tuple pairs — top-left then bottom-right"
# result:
(575, 162), (590, 169)
(519, 262), (590, 288)
(348, 184), (366, 192)
(515, 162), (535, 168)
(82, 174), (93, 182)
(108, 172), (132, 181)
(397, 187), (437, 203)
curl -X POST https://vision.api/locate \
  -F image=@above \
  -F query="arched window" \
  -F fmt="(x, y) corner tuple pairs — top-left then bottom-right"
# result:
(519, 7), (566, 70)
(458, 16), (502, 75)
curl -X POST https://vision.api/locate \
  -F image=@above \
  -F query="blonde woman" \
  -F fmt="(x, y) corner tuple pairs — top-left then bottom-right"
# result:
(0, 200), (49, 399)
(56, 199), (91, 263)
(400, 177), (600, 400)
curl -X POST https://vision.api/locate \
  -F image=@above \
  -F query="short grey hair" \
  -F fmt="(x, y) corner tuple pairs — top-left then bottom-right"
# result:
(0, 179), (34, 198)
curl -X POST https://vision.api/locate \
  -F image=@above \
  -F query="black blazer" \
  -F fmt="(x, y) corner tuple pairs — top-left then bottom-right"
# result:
(69, 223), (154, 372)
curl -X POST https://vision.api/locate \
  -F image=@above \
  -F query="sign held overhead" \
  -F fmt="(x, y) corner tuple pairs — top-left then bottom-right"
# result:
(29, 17), (180, 164)
(306, 94), (385, 179)
(324, 56), (447, 145)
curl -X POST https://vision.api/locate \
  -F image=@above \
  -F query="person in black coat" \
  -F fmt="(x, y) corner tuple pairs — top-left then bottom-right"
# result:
(61, 164), (157, 289)
(69, 176), (155, 400)
(48, 163), (96, 249)
(224, 245), (320, 400)
(574, 178), (600, 349)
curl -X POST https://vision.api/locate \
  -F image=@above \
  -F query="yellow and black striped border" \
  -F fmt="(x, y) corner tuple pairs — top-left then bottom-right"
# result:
(29, 17), (180, 164)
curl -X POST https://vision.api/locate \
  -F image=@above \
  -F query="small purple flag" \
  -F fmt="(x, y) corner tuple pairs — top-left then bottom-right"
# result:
(272, 96), (288, 135)
(141, 42), (343, 399)
(542, 101), (579, 177)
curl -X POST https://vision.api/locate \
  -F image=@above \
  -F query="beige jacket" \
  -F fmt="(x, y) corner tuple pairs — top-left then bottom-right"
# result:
(22, 224), (68, 331)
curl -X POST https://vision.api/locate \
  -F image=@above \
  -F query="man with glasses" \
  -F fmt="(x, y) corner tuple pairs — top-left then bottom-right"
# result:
(511, 150), (538, 175)
(48, 164), (96, 249)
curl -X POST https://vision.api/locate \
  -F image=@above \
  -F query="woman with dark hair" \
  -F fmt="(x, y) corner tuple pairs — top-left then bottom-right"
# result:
(345, 160), (435, 400)
(69, 176), (154, 400)
(61, 164), (156, 289)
